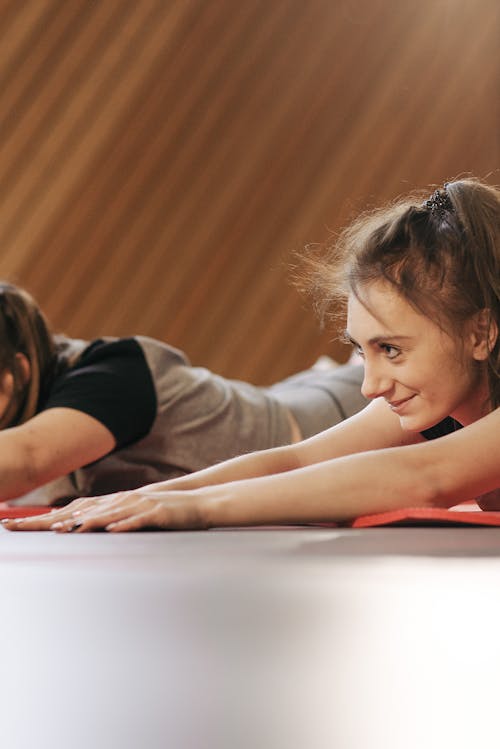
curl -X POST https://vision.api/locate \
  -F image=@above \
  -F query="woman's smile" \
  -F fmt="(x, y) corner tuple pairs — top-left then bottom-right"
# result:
(387, 394), (416, 413)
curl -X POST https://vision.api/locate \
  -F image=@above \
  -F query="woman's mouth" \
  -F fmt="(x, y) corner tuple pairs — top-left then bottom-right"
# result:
(388, 395), (416, 413)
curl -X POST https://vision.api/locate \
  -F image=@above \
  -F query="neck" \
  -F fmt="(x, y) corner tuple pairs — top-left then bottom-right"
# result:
(451, 376), (491, 427)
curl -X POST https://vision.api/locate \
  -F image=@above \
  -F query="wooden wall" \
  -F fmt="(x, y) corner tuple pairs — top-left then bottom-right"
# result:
(0, 0), (498, 383)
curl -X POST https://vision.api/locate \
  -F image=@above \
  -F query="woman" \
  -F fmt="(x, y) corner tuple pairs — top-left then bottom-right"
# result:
(0, 282), (366, 508)
(7, 176), (500, 533)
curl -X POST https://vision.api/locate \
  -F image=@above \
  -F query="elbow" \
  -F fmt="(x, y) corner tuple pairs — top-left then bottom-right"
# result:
(4, 434), (46, 499)
(415, 457), (463, 510)
(417, 481), (445, 509)
(384, 442), (456, 510)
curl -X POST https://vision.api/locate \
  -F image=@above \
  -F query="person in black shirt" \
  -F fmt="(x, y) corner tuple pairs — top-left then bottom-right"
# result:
(0, 282), (367, 507)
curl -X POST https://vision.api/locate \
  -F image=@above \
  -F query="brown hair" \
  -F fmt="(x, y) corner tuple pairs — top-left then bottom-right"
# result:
(301, 178), (500, 408)
(0, 282), (61, 427)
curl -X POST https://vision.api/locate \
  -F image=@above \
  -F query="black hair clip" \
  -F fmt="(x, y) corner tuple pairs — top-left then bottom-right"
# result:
(423, 187), (453, 216)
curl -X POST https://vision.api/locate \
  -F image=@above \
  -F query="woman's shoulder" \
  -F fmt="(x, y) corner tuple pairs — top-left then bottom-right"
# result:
(131, 335), (190, 370)
(45, 336), (162, 449)
(59, 335), (190, 372)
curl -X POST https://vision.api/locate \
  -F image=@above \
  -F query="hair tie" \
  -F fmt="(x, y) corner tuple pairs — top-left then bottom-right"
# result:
(423, 186), (453, 217)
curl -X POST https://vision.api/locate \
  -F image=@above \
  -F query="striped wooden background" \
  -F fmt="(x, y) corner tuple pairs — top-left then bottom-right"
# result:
(0, 0), (498, 383)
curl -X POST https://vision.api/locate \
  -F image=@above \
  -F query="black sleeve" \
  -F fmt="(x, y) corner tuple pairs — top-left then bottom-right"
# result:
(42, 338), (157, 449)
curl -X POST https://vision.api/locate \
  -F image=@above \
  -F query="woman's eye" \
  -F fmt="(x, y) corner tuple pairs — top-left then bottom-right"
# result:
(381, 344), (400, 359)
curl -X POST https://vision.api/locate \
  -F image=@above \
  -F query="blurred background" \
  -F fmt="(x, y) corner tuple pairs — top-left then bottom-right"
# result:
(0, 0), (498, 383)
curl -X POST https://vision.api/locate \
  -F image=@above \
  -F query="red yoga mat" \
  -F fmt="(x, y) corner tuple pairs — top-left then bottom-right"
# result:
(350, 503), (500, 528)
(314, 501), (500, 529)
(0, 503), (52, 519)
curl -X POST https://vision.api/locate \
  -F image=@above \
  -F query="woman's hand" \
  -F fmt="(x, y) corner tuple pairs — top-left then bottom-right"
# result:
(1, 488), (212, 533)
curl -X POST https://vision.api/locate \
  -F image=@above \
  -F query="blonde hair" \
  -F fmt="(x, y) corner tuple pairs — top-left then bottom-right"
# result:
(301, 177), (500, 408)
(0, 282), (60, 427)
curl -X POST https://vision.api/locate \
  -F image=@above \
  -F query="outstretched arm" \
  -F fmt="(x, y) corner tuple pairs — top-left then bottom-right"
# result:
(42, 406), (500, 532)
(126, 397), (417, 491)
(194, 419), (496, 527)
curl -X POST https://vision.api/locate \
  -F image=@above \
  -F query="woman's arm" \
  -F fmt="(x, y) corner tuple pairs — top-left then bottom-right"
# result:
(139, 397), (417, 491)
(211, 407), (500, 526)
(0, 407), (116, 499)
(38, 406), (500, 533)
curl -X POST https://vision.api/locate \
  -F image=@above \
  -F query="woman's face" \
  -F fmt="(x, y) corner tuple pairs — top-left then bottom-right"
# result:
(346, 281), (489, 430)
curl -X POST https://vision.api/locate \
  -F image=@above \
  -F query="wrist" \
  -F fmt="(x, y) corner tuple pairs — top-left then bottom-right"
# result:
(197, 486), (229, 528)
(199, 483), (258, 528)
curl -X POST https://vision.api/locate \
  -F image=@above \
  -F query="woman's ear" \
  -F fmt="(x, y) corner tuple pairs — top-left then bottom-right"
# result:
(469, 309), (498, 361)
(14, 353), (31, 385)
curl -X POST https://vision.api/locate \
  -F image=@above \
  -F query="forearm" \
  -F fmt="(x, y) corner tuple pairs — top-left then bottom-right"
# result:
(145, 445), (303, 492)
(148, 399), (413, 495)
(0, 410), (116, 501)
(200, 444), (451, 527)
(0, 437), (37, 500)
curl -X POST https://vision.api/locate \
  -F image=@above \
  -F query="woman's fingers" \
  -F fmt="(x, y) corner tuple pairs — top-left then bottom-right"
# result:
(2, 489), (208, 533)
(0, 498), (93, 531)
(1, 494), (124, 531)
(1, 510), (60, 531)
(52, 496), (155, 533)
(58, 493), (206, 532)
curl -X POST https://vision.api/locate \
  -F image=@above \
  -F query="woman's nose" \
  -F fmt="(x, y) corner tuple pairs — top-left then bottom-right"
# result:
(361, 362), (392, 400)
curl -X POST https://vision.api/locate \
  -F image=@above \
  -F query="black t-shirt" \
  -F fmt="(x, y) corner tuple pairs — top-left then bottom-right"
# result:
(421, 416), (462, 440)
(42, 338), (157, 449)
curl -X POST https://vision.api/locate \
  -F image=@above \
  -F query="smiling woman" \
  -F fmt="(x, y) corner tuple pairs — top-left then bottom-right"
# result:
(345, 281), (489, 432)
(6, 176), (500, 533)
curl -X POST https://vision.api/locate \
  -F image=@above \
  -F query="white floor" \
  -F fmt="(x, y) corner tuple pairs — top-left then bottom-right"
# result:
(1, 526), (500, 749)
